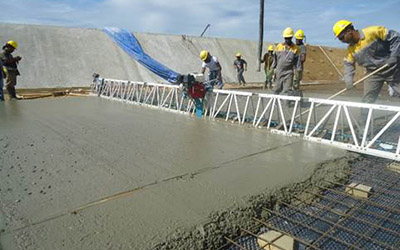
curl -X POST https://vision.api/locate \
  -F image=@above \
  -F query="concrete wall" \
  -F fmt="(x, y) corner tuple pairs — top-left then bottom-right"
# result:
(0, 23), (356, 89)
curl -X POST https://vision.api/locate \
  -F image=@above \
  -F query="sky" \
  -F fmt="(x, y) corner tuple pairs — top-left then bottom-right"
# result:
(1, 0), (399, 47)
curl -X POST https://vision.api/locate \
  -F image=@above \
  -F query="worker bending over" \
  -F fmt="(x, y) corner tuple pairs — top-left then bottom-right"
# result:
(294, 29), (306, 90)
(200, 50), (223, 89)
(0, 41), (22, 99)
(271, 28), (302, 95)
(261, 45), (275, 89)
(333, 20), (400, 103)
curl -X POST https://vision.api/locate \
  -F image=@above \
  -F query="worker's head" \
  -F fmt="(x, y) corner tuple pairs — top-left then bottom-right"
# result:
(333, 20), (358, 44)
(267, 45), (274, 54)
(295, 30), (305, 45)
(200, 50), (210, 62)
(282, 27), (294, 45)
(3, 40), (18, 52)
(236, 52), (241, 58)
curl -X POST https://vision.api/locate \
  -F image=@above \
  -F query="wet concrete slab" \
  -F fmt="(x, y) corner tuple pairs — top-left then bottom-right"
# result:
(0, 97), (347, 249)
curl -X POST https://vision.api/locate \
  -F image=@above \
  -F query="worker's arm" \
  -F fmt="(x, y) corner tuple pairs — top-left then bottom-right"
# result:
(216, 62), (222, 80)
(344, 49), (356, 89)
(385, 29), (400, 67)
(243, 60), (247, 71)
(260, 54), (266, 63)
(295, 50), (302, 72)
(201, 67), (206, 74)
(271, 53), (277, 69)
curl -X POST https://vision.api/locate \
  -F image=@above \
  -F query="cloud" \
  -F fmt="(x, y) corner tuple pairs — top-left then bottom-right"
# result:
(0, 0), (399, 46)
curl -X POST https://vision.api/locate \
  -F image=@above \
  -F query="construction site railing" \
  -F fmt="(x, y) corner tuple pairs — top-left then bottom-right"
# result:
(91, 79), (400, 161)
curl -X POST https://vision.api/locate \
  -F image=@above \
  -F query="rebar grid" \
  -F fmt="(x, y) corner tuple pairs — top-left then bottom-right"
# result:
(223, 160), (400, 250)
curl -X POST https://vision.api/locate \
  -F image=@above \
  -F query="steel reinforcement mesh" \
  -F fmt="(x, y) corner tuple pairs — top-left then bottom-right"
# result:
(223, 157), (400, 250)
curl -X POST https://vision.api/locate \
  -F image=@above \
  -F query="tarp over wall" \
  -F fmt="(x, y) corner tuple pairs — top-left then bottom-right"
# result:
(103, 27), (180, 83)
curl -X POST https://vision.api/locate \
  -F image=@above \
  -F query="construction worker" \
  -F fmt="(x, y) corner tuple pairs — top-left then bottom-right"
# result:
(271, 28), (302, 95)
(233, 53), (247, 86)
(261, 45), (275, 89)
(0, 57), (3, 101)
(294, 29), (306, 90)
(333, 20), (400, 103)
(200, 50), (223, 89)
(0, 41), (22, 99)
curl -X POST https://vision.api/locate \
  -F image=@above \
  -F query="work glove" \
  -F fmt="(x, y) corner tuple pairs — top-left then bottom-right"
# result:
(386, 56), (397, 68)
(346, 81), (354, 90)
(15, 56), (22, 61)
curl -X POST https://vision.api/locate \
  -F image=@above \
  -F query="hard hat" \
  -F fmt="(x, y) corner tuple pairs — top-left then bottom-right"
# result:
(333, 20), (352, 38)
(267, 45), (274, 51)
(236, 53), (241, 57)
(6, 40), (18, 49)
(200, 50), (209, 61)
(282, 27), (294, 38)
(295, 30), (305, 40)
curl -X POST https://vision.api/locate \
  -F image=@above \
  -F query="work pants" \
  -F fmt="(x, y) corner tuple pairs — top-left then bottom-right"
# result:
(273, 71), (293, 95)
(264, 69), (273, 88)
(208, 70), (224, 89)
(293, 70), (303, 90)
(5, 71), (18, 99)
(237, 68), (246, 85)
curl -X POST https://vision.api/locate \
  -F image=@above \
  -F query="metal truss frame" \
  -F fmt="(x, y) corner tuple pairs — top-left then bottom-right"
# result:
(92, 78), (400, 161)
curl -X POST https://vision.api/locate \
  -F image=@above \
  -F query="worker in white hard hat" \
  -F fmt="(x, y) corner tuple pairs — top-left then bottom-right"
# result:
(293, 29), (306, 90)
(333, 20), (400, 103)
(261, 45), (275, 89)
(0, 40), (22, 99)
(233, 53), (247, 86)
(271, 28), (302, 95)
(200, 50), (223, 89)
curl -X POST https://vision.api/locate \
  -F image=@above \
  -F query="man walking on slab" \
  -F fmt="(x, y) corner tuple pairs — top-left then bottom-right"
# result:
(1, 40), (22, 99)
(271, 27), (302, 95)
(333, 20), (400, 103)
(233, 53), (247, 86)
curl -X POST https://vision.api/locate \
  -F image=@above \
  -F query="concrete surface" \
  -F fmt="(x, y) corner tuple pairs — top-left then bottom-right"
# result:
(0, 97), (349, 249)
(0, 23), (359, 89)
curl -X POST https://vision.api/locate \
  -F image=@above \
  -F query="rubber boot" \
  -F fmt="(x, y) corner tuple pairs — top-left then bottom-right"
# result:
(194, 99), (203, 118)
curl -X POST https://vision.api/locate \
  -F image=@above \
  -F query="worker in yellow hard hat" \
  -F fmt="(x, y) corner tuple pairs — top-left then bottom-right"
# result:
(200, 50), (223, 89)
(294, 29), (306, 90)
(233, 52), (247, 86)
(1, 40), (22, 99)
(333, 20), (400, 103)
(271, 28), (302, 95)
(261, 45), (275, 89)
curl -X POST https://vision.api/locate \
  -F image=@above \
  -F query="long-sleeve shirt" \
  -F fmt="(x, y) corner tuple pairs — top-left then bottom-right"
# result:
(272, 43), (302, 72)
(261, 53), (274, 71)
(344, 26), (400, 85)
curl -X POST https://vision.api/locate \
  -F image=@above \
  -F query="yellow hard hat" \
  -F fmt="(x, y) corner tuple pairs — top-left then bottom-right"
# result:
(200, 50), (209, 61)
(333, 20), (352, 38)
(295, 29), (305, 40)
(282, 27), (294, 38)
(236, 53), (241, 57)
(6, 40), (18, 49)
(267, 45), (274, 51)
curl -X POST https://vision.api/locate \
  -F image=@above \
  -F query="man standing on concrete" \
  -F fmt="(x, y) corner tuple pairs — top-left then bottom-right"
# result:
(333, 20), (400, 103)
(200, 50), (223, 89)
(271, 28), (302, 95)
(233, 53), (247, 86)
(261, 45), (275, 89)
(0, 41), (22, 99)
(294, 29), (306, 90)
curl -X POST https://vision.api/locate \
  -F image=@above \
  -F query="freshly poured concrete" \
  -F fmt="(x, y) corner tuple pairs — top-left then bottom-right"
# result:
(0, 97), (348, 249)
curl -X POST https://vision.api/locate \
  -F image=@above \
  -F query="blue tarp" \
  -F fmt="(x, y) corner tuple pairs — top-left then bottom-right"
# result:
(103, 27), (180, 83)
